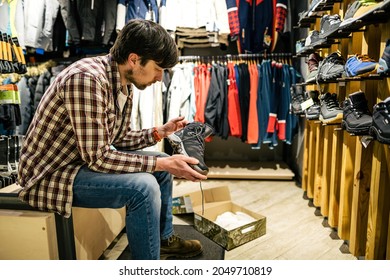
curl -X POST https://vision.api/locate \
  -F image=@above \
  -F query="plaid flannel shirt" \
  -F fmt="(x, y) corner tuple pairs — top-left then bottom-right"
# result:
(17, 54), (158, 218)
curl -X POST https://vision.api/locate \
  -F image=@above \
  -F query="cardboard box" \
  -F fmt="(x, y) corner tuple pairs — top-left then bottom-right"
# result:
(174, 186), (266, 250)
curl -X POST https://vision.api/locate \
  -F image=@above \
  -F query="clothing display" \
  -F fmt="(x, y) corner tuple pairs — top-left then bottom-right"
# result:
(1, 0), (390, 262)
(167, 56), (298, 148)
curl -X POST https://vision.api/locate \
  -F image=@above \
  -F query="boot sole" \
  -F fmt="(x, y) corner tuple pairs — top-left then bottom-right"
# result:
(369, 126), (390, 145)
(341, 120), (370, 135)
(160, 248), (204, 260)
(167, 134), (209, 175)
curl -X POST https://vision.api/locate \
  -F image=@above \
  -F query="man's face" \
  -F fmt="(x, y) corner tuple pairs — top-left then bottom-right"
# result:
(124, 59), (164, 90)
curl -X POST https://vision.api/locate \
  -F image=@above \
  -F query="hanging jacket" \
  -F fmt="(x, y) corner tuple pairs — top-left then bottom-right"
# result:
(67, 0), (116, 45)
(116, 0), (162, 31)
(237, 0), (287, 53)
(20, 0), (60, 51)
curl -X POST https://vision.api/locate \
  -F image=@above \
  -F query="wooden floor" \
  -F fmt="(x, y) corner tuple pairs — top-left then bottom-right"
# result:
(173, 178), (357, 260)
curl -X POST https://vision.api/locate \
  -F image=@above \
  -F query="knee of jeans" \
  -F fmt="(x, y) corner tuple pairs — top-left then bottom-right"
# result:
(125, 178), (161, 211)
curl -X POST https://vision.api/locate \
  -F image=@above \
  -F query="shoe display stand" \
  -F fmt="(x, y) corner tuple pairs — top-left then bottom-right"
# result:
(298, 0), (390, 260)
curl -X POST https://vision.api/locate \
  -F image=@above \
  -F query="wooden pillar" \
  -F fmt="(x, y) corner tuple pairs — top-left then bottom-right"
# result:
(328, 128), (343, 228)
(320, 125), (333, 217)
(313, 123), (324, 207)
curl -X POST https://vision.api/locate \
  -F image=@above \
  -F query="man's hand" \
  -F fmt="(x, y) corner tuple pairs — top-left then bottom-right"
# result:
(155, 155), (207, 182)
(157, 116), (188, 138)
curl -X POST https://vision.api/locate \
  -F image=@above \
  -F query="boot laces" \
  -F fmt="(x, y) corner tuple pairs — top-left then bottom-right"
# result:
(182, 126), (205, 150)
(325, 94), (340, 110)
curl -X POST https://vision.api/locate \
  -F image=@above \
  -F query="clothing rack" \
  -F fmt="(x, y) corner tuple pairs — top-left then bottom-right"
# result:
(178, 52), (293, 64)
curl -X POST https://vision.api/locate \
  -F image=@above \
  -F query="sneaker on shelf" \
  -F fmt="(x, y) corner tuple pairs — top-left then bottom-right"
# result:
(339, 0), (385, 28)
(167, 122), (214, 175)
(306, 53), (322, 83)
(304, 30), (322, 50)
(319, 14), (342, 39)
(160, 234), (203, 259)
(305, 90), (321, 120)
(345, 54), (378, 77)
(341, 91), (372, 135)
(378, 39), (390, 74)
(369, 96), (390, 145)
(290, 84), (306, 115)
(317, 51), (345, 81)
(319, 92), (343, 124)
(295, 39), (306, 54)
(308, 0), (325, 16)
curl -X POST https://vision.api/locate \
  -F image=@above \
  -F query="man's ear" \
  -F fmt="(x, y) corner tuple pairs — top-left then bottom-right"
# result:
(128, 53), (139, 66)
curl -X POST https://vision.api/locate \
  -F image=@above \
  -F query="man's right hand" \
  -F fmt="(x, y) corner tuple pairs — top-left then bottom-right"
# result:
(155, 155), (208, 182)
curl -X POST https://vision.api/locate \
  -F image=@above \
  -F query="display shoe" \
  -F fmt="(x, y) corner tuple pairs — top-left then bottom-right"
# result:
(319, 92), (343, 124)
(369, 96), (390, 145)
(345, 54), (378, 77)
(167, 122), (214, 175)
(306, 53), (321, 83)
(317, 51), (345, 81)
(378, 39), (390, 74)
(160, 234), (203, 259)
(305, 90), (321, 120)
(319, 14), (342, 39)
(341, 91), (372, 135)
(290, 84), (306, 115)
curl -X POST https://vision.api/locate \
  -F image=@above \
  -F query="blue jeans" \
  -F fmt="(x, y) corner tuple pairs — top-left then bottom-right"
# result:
(72, 151), (173, 260)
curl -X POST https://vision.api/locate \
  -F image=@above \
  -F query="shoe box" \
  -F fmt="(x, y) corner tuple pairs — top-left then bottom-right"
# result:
(172, 186), (266, 250)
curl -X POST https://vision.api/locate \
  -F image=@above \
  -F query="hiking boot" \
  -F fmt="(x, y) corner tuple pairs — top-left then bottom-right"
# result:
(167, 122), (214, 175)
(319, 14), (342, 39)
(160, 234), (203, 259)
(305, 90), (321, 120)
(306, 53), (321, 83)
(341, 91), (372, 135)
(290, 84), (306, 114)
(378, 39), (390, 74)
(319, 92), (343, 124)
(345, 54), (378, 77)
(369, 97), (390, 145)
(317, 51), (345, 81)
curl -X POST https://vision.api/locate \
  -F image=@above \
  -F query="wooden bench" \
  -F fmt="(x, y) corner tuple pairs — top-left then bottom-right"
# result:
(0, 184), (125, 260)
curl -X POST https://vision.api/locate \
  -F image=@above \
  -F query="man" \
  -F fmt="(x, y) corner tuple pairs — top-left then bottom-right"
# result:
(17, 19), (206, 260)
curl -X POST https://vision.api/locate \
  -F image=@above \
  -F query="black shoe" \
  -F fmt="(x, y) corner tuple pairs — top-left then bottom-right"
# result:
(290, 84), (305, 115)
(317, 51), (345, 81)
(341, 91), (372, 135)
(319, 92), (343, 124)
(167, 122), (214, 175)
(369, 97), (390, 145)
(160, 235), (203, 259)
(305, 90), (321, 120)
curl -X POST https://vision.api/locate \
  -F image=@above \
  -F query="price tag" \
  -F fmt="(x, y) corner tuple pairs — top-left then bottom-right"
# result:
(301, 98), (314, 111)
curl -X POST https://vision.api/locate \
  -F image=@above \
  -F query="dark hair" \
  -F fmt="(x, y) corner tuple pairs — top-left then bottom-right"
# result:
(110, 19), (178, 68)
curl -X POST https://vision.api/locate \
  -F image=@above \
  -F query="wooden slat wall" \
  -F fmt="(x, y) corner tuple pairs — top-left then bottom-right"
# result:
(300, 0), (390, 259)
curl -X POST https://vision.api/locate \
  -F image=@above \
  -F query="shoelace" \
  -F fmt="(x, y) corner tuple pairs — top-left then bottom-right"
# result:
(350, 101), (371, 118)
(356, 54), (375, 62)
(324, 94), (340, 110)
(325, 53), (345, 65)
(170, 126), (205, 154)
(182, 126), (205, 150)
